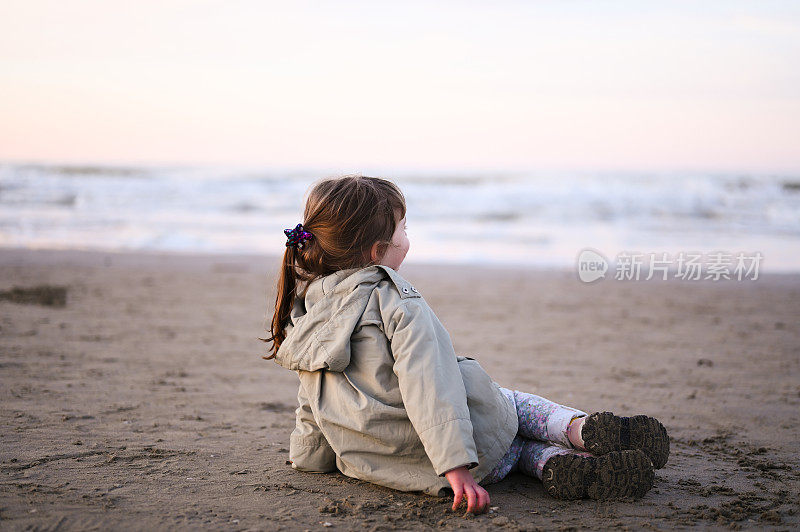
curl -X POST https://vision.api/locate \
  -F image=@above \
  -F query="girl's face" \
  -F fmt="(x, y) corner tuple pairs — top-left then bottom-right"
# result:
(377, 215), (409, 270)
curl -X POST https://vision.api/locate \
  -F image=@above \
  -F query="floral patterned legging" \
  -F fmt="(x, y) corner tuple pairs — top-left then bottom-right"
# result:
(480, 387), (591, 484)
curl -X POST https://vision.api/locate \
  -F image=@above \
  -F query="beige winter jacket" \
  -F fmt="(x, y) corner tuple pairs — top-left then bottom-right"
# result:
(273, 264), (518, 497)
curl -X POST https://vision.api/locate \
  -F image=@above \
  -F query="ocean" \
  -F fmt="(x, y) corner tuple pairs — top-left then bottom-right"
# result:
(2, 162), (799, 273)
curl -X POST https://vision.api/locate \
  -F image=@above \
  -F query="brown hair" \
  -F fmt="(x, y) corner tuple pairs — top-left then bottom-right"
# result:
(262, 175), (406, 359)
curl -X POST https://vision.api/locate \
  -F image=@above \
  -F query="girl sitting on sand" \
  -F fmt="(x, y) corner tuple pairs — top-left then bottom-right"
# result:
(263, 175), (669, 514)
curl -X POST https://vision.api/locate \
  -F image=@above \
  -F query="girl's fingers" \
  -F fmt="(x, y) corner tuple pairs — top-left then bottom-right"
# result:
(452, 486), (464, 511)
(472, 486), (484, 514)
(464, 485), (478, 513)
(453, 482), (491, 514)
(477, 486), (490, 513)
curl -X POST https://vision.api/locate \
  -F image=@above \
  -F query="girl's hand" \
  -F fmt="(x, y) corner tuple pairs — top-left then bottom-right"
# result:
(444, 466), (490, 514)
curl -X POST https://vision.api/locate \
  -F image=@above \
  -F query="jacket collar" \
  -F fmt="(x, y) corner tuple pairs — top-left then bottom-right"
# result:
(305, 264), (415, 309)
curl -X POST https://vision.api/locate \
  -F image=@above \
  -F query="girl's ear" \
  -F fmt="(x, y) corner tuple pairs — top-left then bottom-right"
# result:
(369, 241), (382, 264)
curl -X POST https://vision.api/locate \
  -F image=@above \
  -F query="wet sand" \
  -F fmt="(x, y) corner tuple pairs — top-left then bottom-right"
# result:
(1, 248), (798, 530)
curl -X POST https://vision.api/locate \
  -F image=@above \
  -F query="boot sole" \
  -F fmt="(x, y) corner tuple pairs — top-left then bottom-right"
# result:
(541, 449), (654, 500)
(581, 412), (670, 469)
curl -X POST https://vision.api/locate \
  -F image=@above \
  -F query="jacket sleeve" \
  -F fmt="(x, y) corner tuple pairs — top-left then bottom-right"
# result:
(288, 381), (338, 473)
(387, 298), (480, 477)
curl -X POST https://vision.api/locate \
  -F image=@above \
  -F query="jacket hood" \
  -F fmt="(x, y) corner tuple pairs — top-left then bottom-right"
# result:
(274, 265), (399, 372)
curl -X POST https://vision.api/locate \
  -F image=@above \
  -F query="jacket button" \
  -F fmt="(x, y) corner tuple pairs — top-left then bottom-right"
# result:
(402, 287), (410, 294)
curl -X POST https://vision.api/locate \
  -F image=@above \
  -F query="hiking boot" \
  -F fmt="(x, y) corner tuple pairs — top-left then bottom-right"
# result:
(580, 412), (670, 469)
(541, 449), (654, 500)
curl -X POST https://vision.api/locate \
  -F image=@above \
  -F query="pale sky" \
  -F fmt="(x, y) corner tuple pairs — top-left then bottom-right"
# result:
(1, 0), (799, 172)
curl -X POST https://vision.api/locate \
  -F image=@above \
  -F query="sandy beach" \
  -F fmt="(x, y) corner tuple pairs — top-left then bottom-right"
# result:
(1, 247), (798, 531)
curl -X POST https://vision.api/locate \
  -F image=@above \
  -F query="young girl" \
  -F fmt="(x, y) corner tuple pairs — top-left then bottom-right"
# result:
(264, 175), (669, 514)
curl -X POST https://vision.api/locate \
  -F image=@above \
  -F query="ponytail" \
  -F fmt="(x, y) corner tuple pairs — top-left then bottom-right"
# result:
(261, 246), (299, 359)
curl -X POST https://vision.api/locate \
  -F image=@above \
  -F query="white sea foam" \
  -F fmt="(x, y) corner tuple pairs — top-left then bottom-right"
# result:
(1, 163), (798, 271)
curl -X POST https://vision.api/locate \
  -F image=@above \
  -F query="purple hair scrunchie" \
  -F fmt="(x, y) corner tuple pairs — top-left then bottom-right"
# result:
(284, 223), (314, 250)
